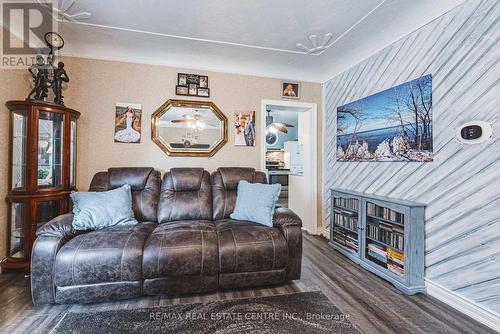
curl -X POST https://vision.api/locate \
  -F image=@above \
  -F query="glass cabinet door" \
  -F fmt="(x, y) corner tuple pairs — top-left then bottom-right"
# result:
(36, 200), (61, 230)
(69, 116), (77, 187)
(11, 111), (27, 190)
(9, 202), (26, 258)
(37, 111), (64, 189)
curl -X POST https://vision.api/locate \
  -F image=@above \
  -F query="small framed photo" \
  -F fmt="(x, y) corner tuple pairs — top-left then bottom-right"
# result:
(176, 73), (210, 97)
(178, 73), (187, 86)
(281, 81), (300, 99)
(176, 85), (188, 95)
(188, 84), (198, 95)
(186, 74), (199, 84)
(199, 76), (208, 88)
(197, 87), (210, 97)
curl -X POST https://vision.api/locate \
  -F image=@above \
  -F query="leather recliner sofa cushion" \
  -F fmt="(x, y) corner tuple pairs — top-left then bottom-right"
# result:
(211, 167), (267, 220)
(91, 167), (161, 223)
(216, 219), (288, 273)
(142, 220), (218, 279)
(54, 223), (156, 287)
(157, 168), (213, 223)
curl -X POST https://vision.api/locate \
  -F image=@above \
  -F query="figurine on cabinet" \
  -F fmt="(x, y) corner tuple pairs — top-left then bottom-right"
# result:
(53, 62), (69, 105)
(26, 32), (69, 105)
(27, 55), (50, 100)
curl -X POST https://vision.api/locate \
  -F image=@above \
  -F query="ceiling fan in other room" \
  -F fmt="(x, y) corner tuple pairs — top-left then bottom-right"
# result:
(171, 110), (207, 130)
(265, 110), (295, 145)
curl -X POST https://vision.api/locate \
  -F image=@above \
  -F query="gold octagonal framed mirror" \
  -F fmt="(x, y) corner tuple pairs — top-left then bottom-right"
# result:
(151, 99), (228, 156)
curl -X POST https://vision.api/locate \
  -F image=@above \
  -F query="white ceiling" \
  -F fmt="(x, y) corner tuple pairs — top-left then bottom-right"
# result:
(56, 0), (466, 82)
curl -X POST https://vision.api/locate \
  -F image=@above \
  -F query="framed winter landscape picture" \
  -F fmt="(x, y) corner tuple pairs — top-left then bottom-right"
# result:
(336, 74), (433, 162)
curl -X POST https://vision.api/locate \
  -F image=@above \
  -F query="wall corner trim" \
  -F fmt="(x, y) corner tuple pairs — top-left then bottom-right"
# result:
(425, 279), (500, 332)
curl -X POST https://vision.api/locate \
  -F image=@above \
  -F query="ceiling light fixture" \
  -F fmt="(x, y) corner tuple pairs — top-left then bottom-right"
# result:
(297, 0), (387, 55)
(296, 33), (333, 55)
(265, 110), (295, 134)
(37, 0), (92, 23)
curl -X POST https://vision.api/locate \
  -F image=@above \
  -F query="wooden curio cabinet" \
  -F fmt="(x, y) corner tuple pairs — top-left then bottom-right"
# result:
(2, 100), (79, 271)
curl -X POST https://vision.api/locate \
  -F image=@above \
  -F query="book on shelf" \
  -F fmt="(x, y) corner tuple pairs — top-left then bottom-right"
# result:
(368, 243), (386, 254)
(366, 219), (404, 251)
(333, 212), (358, 232)
(387, 259), (404, 277)
(367, 243), (387, 263)
(387, 248), (404, 266)
(393, 225), (404, 235)
(333, 208), (357, 216)
(334, 197), (359, 211)
(332, 228), (358, 252)
(366, 202), (404, 224)
(345, 241), (358, 252)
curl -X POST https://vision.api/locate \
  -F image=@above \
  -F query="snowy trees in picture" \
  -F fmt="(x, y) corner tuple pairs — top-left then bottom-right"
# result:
(336, 74), (433, 162)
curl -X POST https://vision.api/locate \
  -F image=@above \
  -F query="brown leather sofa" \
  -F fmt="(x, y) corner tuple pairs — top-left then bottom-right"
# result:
(31, 167), (302, 304)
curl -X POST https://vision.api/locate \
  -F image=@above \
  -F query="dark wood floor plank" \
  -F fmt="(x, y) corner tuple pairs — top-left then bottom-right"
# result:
(304, 235), (439, 333)
(0, 233), (494, 334)
(302, 233), (495, 334)
(305, 236), (436, 333)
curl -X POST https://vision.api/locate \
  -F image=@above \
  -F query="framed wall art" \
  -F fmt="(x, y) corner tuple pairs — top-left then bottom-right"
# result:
(151, 99), (227, 156)
(176, 73), (210, 98)
(281, 81), (300, 99)
(114, 102), (142, 143)
(234, 111), (256, 146)
(336, 74), (433, 162)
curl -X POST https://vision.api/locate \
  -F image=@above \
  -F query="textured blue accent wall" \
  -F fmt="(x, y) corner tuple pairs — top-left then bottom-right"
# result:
(323, 0), (500, 313)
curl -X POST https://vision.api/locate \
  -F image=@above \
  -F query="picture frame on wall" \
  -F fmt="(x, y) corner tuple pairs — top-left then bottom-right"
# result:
(178, 73), (187, 86)
(114, 102), (142, 143)
(336, 74), (433, 162)
(234, 111), (256, 146)
(197, 88), (209, 97)
(186, 74), (199, 84)
(281, 81), (300, 99)
(199, 75), (208, 88)
(176, 73), (210, 97)
(188, 84), (197, 95)
(176, 85), (188, 95)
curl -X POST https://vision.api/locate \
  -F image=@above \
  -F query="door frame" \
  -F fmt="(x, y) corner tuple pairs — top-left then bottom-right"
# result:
(260, 99), (318, 234)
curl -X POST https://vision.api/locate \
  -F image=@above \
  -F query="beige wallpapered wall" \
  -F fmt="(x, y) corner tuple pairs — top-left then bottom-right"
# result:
(0, 56), (323, 259)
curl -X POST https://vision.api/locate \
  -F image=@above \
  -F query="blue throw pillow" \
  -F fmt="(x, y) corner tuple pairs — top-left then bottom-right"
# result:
(230, 180), (281, 227)
(70, 184), (138, 230)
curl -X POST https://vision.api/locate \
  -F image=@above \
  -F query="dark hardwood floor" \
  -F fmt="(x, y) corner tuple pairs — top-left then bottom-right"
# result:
(0, 233), (494, 334)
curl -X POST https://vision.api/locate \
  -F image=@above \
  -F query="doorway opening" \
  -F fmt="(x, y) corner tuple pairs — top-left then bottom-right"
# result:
(260, 100), (318, 234)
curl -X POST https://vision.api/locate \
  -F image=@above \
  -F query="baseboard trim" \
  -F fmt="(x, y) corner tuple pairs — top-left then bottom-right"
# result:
(317, 227), (329, 238)
(301, 227), (312, 235)
(425, 279), (500, 332)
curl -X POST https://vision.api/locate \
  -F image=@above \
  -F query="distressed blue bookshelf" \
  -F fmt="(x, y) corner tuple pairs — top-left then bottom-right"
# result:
(329, 189), (426, 295)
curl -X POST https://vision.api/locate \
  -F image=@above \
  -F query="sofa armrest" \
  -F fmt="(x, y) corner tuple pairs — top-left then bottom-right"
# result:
(273, 207), (302, 228)
(36, 213), (78, 238)
(31, 213), (80, 305)
(273, 208), (302, 280)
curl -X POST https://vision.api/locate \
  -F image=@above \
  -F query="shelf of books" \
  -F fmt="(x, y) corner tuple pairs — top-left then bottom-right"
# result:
(329, 189), (426, 295)
(331, 197), (359, 254)
(365, 202), (405, 278)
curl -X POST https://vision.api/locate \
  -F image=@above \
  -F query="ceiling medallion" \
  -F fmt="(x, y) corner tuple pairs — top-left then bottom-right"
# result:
(37, 0), (92, 23)
(296, 33), (333, 55)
